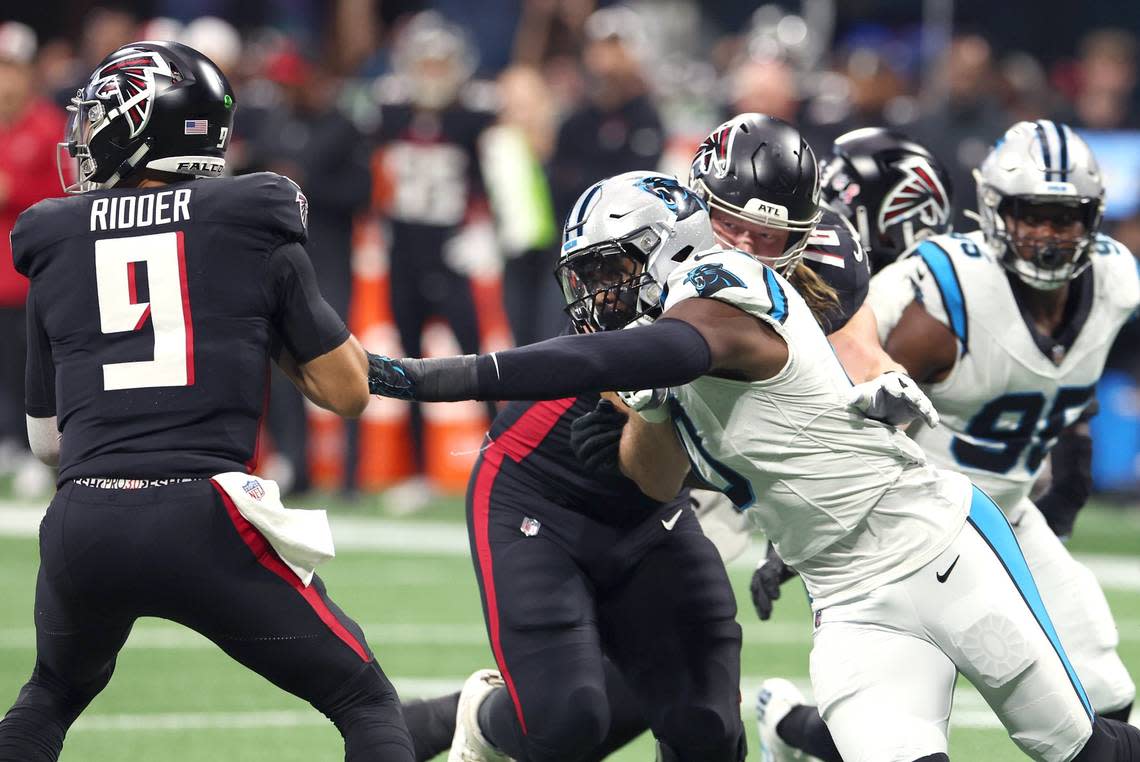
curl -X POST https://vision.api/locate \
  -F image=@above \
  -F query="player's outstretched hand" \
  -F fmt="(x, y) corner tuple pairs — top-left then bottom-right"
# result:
(367, 353), (416, 400)
(750, 542), (798, 621)
(570, 399), (628, 478)
(847, 371), (940, 428)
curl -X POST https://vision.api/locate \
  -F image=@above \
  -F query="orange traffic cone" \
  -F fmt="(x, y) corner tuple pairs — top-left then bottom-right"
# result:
(351, 216), (416, 491)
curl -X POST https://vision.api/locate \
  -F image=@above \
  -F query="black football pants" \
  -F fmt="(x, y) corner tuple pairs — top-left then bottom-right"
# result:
(466, 457), (745, 762)
(0, 480), (414, 761)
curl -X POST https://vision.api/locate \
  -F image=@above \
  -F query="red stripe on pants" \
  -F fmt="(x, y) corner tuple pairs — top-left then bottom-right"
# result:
(471, 398), (578, 734)
(210, 479), (370, 662)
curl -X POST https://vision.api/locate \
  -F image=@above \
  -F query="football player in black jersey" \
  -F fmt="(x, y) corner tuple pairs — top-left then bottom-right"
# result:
(436, 202), (744, 760)
(0, 41), (449, 762)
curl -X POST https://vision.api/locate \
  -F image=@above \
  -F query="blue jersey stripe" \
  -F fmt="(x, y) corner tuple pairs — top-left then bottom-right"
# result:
(762, 267), (789, 323)
(1055, 122), (1069, 182)
(916, 241), (968, 353)
(1035, 121), (1054, 181)
(967, 487), (1094, 720)
(671, 403), (755, 510)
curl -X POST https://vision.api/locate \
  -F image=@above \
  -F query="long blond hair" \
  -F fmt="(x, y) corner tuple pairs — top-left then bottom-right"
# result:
(789, 262), (842, 330)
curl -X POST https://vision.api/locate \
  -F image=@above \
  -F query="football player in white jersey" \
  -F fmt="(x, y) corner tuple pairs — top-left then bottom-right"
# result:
(754, 120), (1137, 762)
(869, 120), (1137, 719)
(367, 170), (1140, 762)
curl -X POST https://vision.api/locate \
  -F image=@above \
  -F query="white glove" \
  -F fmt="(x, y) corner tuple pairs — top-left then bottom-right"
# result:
(618, 388), (672, 423)
(847, 371), (940, 428)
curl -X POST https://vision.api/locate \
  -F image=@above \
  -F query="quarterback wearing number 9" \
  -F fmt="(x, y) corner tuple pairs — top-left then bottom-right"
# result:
(0, 41), (431, 761)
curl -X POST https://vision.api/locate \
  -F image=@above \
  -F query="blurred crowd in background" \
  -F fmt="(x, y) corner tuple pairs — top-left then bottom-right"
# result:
(2, 0), (1140, 510)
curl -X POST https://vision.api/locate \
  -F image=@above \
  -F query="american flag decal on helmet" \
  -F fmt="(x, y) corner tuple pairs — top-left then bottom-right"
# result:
(878, 156), (951, 231)
(94, 51), (173, 140)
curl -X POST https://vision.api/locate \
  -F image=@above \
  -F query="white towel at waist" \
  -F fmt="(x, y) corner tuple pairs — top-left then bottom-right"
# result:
(211, 472), (335, 586)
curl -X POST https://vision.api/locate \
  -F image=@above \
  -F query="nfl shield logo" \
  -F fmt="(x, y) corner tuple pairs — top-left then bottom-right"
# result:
(519, 517), (541, 537)
(242, 480), (266, 500)
(814, 609), (822, 629)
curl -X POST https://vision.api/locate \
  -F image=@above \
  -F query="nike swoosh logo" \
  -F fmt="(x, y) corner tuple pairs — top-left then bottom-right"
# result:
(936, 554), (960, 583)
(661, 509), (683, 531)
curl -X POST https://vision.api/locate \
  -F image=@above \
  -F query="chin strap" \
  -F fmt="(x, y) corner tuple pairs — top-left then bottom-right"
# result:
(102, 140), (152, 189)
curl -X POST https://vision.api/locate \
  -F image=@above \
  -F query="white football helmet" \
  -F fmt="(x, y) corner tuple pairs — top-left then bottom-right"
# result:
(556, 171), (715, 332)
(973, 120), (1105, 290)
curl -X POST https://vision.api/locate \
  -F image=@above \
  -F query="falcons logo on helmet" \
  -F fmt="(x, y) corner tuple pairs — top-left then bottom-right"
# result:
(691, 119), (742, 180)
(92, 51), (176, 140)
(878, 156), (951, 231)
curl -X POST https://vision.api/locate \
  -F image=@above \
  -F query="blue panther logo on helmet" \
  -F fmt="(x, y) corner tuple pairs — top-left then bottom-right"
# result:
(635, 176), (708, 220)
(684, 263), (744, 297)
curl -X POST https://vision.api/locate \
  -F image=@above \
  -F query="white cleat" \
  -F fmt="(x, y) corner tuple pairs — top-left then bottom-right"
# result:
(756, 678), (812, 762)
(448, 669), (512, 762)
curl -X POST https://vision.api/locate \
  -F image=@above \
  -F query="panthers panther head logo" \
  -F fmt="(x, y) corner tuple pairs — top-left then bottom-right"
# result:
(683, 262), (744, 297)
(635, 175), (708, 221)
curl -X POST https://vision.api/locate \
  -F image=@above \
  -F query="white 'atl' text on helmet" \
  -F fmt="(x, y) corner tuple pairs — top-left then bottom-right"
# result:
(973, 120), (1105, 290)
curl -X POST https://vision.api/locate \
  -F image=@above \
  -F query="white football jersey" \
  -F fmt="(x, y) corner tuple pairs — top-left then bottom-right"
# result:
(868, 231), (1140, 513)
(662, 248), (970, 608)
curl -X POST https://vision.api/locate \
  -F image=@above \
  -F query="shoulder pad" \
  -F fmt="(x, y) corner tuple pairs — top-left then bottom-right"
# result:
(198, 173), (308, 244)
(11, 196), (84, 277)
(665, 248), (789, 324)
(1090, 234), (1140, 312)
(801, 209), (870, 323)
(910, 237), (971, 353)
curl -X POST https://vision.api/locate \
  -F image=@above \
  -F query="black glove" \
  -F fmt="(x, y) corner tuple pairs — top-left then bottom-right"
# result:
(1035, 426), (1094, 539)
(570, 399), (628, 478)
(367, 353), (416, 399)
(750, 542), (798, 621)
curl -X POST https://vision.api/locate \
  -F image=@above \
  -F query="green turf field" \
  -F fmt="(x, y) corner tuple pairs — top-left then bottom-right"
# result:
(0, 495), (1136, 760)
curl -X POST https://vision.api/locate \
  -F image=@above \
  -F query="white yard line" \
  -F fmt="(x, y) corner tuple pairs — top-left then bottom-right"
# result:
(4, 504), (1138, 590)
(68, 676), (1138, 733)
(0, 616), (1136, 652)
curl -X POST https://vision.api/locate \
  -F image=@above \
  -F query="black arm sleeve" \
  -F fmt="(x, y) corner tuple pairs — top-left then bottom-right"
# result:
(24, 287), (56, 418)
(268, 242), (350, 363)
(388, 318), (712, 402)
(472, 318), (711, 401)
(1034, 426), (1094, 538)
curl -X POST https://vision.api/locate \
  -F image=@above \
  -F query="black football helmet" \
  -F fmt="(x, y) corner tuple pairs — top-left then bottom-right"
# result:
(58, 40), (235, 193)
(820, 127), (953, 273)
(688, 113), (822, 273)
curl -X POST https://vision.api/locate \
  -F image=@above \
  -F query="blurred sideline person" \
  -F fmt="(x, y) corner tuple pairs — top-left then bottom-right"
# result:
(0, 22), (65, 494)
(369, 11), (498, 512)
(242, 48), (374, 495)
(547, 6), (665, 242)
(0, 41), (459, 762)
(367, 170), (1140, 762)
(758, 119), (1140, 762)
